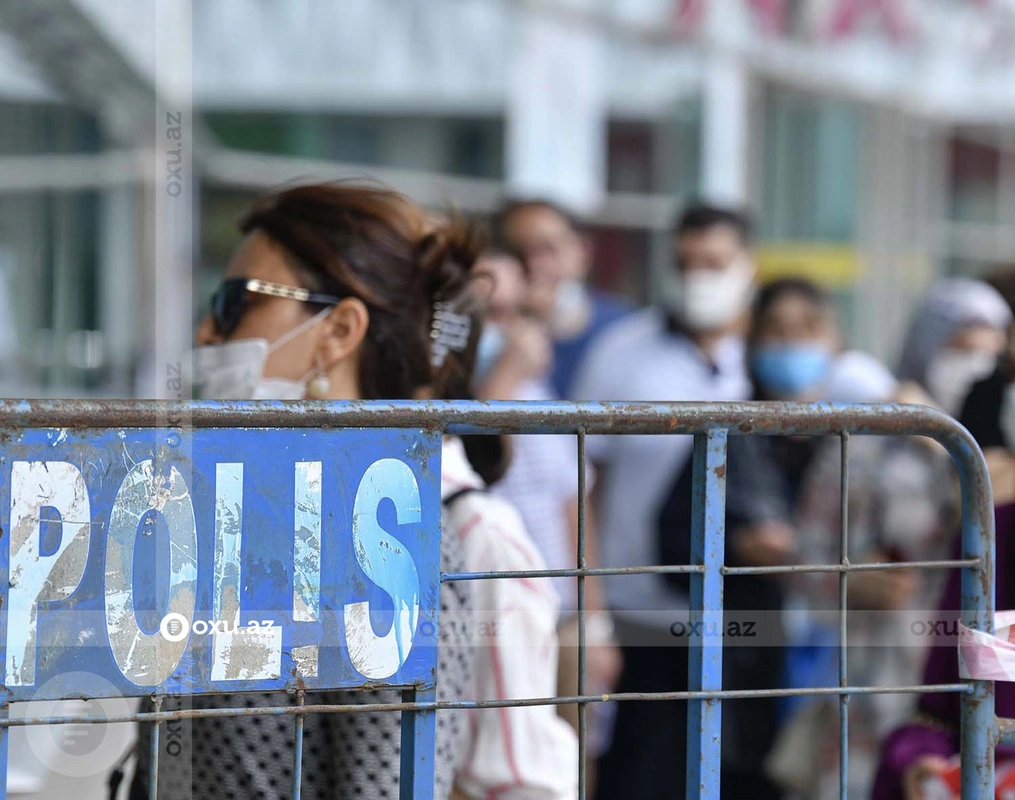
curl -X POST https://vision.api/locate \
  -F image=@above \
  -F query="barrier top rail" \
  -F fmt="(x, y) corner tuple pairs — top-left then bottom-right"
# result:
(0, 396), (998, 440)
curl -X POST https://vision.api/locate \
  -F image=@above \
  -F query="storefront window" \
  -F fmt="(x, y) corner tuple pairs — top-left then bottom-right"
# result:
(949, 133), (1001, 225)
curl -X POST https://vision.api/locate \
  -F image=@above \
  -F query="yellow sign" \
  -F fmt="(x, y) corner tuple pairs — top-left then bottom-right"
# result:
(756, 244), (863, 289)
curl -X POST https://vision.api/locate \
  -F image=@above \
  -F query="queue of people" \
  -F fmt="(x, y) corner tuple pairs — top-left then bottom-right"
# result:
(127, 178), (1015, 799)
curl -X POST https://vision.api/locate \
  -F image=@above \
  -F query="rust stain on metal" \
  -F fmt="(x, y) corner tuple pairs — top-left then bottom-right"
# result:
(714, 464), (726, 479)
(290, 664), (307, 695)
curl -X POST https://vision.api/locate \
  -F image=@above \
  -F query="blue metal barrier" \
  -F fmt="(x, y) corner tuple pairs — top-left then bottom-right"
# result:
(0, 399), (999, 798)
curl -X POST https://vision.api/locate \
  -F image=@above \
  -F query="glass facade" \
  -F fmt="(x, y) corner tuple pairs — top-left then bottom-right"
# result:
(0, 101), (112, 396)
(760, 86), (859, 244)
(205, 112), (504, 178)
(756, 85), (862, 338)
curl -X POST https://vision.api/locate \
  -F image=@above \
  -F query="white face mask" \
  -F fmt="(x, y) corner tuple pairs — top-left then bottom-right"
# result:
(661, 257), (754, 332)
(188, 307), (332, 400)
(550, 279), (590, 338)
(925, 348), (997, 417)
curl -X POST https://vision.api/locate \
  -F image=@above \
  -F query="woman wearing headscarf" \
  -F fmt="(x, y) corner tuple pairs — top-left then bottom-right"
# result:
(896, 278), (1010, 418)
(872, 501), (1015, 799)
(771, 278), (1011, 797)
(957, 269), (1015, 508)
(872, 286), (1015, 795)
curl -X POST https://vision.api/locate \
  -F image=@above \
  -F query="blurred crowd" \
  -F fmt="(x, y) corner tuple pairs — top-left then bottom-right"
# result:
(162, 183), (1015, 800)
(471, 196), (1015, 800)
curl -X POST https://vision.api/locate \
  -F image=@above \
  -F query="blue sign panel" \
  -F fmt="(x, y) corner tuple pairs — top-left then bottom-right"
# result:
(0, 427), (442, 702)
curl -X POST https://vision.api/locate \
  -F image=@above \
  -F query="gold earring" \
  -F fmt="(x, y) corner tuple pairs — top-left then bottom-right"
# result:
(307, 373), (331, 399)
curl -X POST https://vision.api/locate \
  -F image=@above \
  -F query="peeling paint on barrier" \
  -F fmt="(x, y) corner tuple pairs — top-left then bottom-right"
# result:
(0, 427), (442, 701)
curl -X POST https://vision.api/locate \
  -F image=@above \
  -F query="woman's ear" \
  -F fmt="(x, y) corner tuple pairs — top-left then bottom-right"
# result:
(314, 297), (370, 373)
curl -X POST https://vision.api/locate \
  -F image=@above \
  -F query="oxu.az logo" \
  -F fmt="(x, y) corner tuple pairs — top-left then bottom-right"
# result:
(158, 612), (277, 642)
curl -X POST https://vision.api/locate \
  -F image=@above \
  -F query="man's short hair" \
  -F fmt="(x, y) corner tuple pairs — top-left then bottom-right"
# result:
(674, 202), (753, 245)
(495, 197), (581, 236)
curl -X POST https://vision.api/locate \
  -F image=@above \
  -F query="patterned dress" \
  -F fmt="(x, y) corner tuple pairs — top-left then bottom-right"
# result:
(129, 532), (473, 800)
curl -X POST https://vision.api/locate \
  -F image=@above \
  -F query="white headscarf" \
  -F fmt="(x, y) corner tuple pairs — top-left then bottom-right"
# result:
(897, 279), (1011, 390)
(824, 350), (898, 403)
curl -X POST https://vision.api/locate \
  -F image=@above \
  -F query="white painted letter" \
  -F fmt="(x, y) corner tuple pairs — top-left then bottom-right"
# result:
(105, 460), (197, 686)
(210, 463), (281, 682)
(344, 459), (421, 680)
(6, 462), (92, 686)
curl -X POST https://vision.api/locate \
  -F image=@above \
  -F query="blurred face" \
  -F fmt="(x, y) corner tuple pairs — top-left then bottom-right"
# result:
(927, 322), (1007, 415)
(753, 292), (838, 350)
(475, 253), (528, 327)
(662, 223), (755, 335)
(750, 290), (839, 400)
(195, 232), (320, 381)
(944, 323), (1007, 356)
(194, 231), (366, 400)
(501, 206), (587, 316)
(472, 252), (547, 385)
(674, 225), (747, 277)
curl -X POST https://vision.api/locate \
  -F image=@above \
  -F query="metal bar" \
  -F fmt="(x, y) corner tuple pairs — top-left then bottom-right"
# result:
(576, 429), (588, 800)
(400, 686), (437, 799)
(441, 557), (979, 582)
(0, 707), (8, 800)
(686, 430), (727, 800)
(0, 683), (976, 729)
(997, 717), (1015, 746)
(839, 431), (850, 800)
(443, 564), (704, 579)
(293, 691), (305, 800)
(0, 399), (988, 440)
(0, 621), (6, 800)
(956, 416), (997, 798)
(722, 558), (979, 576)
(150, 695), (162, 800)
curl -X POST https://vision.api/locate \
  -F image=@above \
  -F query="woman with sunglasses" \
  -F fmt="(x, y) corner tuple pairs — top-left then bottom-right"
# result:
(129, 183), (485, 799)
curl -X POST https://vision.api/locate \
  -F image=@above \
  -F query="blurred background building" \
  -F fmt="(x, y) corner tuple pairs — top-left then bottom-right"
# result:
(0, 1), (1013, 796)
(0, 0), (1013, 401)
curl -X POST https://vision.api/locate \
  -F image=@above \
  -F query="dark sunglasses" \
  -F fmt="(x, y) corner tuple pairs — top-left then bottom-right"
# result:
(209, 278), (343, 337)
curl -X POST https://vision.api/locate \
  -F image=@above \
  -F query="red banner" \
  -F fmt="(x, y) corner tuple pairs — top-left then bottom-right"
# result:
(746, 0), (787, 35)
(671, 0), (927, 43)
(826, 0), (909, 41)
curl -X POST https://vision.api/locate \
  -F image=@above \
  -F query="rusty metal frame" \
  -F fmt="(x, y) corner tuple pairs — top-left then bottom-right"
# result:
(0, 399), (999, 799)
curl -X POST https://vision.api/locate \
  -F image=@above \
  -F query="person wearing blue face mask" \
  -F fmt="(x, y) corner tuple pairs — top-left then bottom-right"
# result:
(656, 277), (853, 800)
(752, 345), (832, 398)
(473, 247), (621, 792)
(748, 278), (840, 401)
